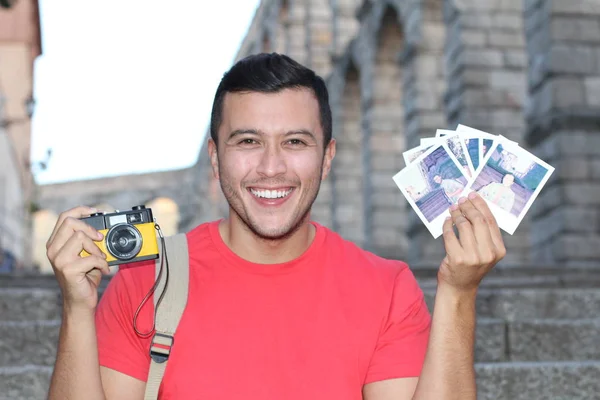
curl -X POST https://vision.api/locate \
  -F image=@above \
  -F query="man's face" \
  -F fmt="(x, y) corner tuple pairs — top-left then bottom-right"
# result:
(502, 174), (514, 186)
(209, 88), (335, 240)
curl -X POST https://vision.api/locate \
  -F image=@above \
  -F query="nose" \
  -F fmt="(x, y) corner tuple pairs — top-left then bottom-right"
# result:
(256, 144), (287, 177)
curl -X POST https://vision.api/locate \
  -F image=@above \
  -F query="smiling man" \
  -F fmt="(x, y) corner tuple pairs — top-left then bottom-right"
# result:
(47, 53), (506, 400)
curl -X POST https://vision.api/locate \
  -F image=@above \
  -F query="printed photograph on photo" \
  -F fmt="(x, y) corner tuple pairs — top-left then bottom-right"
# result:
(463, 141), (555, 234)
(444, 134), (474, 178)
(403, 144), (431, 166)
(465, 137), (480, 171)
(483, 138), (493, 158)
(393, 144), (469, 238)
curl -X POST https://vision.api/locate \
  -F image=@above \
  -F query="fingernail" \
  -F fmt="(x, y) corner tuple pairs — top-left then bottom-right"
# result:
(468, 191), (478, 199)
(450, 204), (459, 211)
(97, 231), (103, 239)
(90, 207), (98, 213)
(458, 197), (467, 204)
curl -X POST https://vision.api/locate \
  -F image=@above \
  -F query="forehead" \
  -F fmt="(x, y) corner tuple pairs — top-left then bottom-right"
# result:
(220, 88), (322, 138)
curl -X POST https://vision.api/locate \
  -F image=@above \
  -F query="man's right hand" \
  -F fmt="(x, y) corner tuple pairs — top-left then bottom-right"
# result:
(46, 206), (111, 312)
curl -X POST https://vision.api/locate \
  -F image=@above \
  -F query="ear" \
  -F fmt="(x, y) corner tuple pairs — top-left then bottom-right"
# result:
(321, 138), (336, 180)
(208, 138), (219, 180)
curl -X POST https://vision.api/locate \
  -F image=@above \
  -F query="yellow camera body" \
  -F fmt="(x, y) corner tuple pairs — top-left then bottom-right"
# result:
(79, 205), (159, 266)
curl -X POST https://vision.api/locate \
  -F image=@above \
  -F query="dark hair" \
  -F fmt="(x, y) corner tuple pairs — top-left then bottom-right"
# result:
(209, 53), (332, 148)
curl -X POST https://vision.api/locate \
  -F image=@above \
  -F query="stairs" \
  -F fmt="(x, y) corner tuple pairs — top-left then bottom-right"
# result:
(1, 266), (600, 399)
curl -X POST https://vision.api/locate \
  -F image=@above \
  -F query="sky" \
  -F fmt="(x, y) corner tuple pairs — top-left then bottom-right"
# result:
(30, 0), (261, 185)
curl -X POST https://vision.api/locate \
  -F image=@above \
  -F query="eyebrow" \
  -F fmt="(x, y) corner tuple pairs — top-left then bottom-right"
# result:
(227, 129), (317, 142)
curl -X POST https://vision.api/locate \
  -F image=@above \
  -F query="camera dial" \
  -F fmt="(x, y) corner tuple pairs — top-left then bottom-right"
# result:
(106, 223), (143, 261)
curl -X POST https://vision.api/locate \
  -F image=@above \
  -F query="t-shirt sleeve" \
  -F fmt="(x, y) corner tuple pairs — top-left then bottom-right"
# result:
(364, 264), (432, 384)
(95, 261), (156, 382)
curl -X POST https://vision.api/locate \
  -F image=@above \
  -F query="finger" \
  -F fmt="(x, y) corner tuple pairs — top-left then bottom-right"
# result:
(47, 217), (104, 261)
(468, 192), (506, 258)
(449, 200), (477, 254)
(59, 257), (110, 294)
(47, 206), (98, 249)
(442, 215), (462, 256)
(459, 193), (496, 264)
(53, 230), (106, 270)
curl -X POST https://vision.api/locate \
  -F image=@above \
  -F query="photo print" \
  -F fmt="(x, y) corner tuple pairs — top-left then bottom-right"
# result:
(461, 140), (555, 235)
(393, 143), (469, 238)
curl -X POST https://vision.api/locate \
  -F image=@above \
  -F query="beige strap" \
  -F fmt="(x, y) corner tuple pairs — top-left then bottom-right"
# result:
(144, 233), (189, 400)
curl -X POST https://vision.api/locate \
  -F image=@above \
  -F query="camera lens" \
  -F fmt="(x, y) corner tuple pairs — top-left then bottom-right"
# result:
(106, 224), (143, 260)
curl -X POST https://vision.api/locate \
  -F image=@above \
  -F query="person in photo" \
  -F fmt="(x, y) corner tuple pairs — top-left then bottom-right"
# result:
(477, 173), (516, 213)
(433, 174), (464, 204)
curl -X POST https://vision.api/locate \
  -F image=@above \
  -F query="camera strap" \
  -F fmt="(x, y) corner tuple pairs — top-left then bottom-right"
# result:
(144, 233), (190, 400)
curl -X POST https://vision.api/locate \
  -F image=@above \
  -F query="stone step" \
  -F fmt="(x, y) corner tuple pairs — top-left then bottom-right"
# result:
(3, 284), (600, 322)
(475, 361), (600, 400)
(1, 318), (599, 367)
(423, 287), (600, 320)
(0, 321), (60, 368)
(476, 318), (600, 363)
(0, 365), (53, 400)
(1, 361), (599, 400)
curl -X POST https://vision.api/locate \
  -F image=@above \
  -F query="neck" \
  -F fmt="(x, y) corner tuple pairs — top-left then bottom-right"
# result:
(219, 214), (316, 264)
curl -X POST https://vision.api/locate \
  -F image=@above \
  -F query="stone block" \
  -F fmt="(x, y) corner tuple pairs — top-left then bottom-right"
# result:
(475, 288), (600, 320)
(0, 320), (60, 367)
(549, 45), (596, 75)
(509, 319), (600, 361)
(463, 49), (504, 67)
(0, 289), (62, 322)
(591, 159), (600, 180)
(551, 1), (600, 16)
(462, 29), (487, 47)
(503, 50), (528, 68)
(0, 366), (53, 400)
(563, 182), (600, 206)
(488, 31), (526, 48)
(475, 361), (600, 400)
(460, 12), (493, 30)
(584, 77), (600, 107)
(475, 319), (507, 362)
(492, 13), (524, 31)
(551, 77), (587, 109)
(556, 157), (591, 180)
(550, 16), (600, 42)
(559, 234), (600, 260)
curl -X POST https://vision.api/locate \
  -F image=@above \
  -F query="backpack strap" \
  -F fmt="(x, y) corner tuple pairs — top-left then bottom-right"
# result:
(144, 233), (189, 400)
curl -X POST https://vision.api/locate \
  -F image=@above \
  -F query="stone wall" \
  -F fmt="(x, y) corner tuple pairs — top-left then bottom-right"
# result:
(31, 0), (600, 268)
(524, 0), (600, 267)
(443, 0), (532, 265)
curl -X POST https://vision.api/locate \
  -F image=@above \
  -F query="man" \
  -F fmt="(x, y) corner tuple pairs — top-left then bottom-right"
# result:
(433, 174), (464, 204)
(47, 53), (506, 399)
(477, 173), (516, 213)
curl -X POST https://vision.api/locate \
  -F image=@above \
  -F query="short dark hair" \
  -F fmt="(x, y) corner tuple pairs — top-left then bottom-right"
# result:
(209, 53), (332, 148)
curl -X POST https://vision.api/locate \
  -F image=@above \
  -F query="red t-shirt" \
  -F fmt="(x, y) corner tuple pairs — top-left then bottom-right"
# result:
(95, 220), (431, 399)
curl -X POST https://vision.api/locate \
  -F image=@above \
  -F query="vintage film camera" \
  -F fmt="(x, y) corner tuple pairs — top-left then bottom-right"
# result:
(79, 205), (159, 266)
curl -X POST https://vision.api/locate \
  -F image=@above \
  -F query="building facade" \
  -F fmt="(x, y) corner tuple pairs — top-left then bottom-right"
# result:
(0, 0), (42, 270)
(35, 0), (600, 269)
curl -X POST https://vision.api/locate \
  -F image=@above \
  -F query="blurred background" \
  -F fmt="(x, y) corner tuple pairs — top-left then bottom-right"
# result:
(2, 0), (600, 398)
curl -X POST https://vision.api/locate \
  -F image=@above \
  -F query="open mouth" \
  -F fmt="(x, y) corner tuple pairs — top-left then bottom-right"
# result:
(249, 188), (294, 200)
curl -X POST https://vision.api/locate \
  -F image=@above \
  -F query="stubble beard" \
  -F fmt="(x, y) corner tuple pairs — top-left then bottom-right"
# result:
(218, 162), (324, 242)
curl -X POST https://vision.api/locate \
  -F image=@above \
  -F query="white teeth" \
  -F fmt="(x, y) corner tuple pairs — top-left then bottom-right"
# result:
(250, 189), (293, 199)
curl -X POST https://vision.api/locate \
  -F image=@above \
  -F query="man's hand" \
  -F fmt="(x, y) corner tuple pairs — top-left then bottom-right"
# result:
(439, 191), (507, 294)
(46, 206), (111, 313)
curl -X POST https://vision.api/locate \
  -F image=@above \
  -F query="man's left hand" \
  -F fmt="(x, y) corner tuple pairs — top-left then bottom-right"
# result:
(439, 191), (507, 294)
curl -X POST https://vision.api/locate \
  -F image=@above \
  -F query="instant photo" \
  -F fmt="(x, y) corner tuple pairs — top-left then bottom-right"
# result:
(461, 140), (555, 235)
(393, 143), (469, 238)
